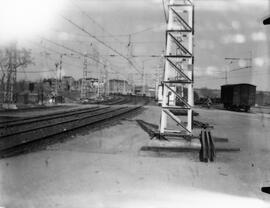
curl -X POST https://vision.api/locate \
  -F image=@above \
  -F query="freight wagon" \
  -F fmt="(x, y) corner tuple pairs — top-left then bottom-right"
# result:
(221, 84), (256, 112)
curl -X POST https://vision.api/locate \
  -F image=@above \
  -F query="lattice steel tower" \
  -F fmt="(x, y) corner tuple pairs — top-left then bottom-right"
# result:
(80, 54), (88, 99)
(160, 0), (194, 135)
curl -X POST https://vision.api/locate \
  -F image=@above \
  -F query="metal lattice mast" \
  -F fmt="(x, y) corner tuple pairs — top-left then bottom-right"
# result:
(160, 0), (194, 135)
(80, 55), (88, 99)
(93, 48), (100, 97)
(104, 62), (109, 95)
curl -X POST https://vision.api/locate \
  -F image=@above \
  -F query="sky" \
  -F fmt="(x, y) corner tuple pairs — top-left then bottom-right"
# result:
(0, 0), (270, 90)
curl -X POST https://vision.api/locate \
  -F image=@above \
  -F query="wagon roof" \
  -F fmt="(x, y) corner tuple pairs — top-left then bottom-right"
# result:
(221, 83), (256, 87)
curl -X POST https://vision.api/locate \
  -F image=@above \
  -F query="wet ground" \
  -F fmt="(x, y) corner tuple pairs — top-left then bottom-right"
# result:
(0, 105), (270, 207)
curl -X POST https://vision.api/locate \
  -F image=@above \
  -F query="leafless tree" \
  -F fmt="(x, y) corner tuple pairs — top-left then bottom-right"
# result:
(0, 46), (34, 103)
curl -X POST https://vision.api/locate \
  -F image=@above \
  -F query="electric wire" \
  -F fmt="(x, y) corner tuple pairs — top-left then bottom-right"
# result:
(61, 15), (143, 75)
(70, 0), (123, 44)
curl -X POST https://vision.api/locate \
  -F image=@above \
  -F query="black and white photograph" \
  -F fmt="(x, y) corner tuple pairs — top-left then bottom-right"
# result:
(0, 0), (270, 207)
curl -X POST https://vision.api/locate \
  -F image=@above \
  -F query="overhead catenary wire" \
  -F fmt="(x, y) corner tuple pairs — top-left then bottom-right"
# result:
(70, 0), (123, 45)
(37, 38), (106, 70)
(16, 70), (56, 74)
(229, 66), (251, 72)
(34, 42), (125, 79)
(75, 23), (165, 37)
(195, 62), (254, 81)
(42, 53), (82, 69)
(195, 69), (270, 83)
(29, 45), (83, 69)
(23, 42), (85, 78)
(29, 38), (165, 86)
(51, 25), (165, 39)
(33, 14), (160, 83)
(61, 15), (143, 75)
(1, 65), (56, 74)
(40, 37), (132, 81)
(128, 24), (166, 36)
(41, 37), (106, 67)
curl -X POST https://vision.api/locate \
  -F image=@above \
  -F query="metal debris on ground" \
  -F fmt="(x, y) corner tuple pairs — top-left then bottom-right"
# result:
(199, 129), (216, 162)
(137, 119), (240, 162)
(193, 120), (213, 129)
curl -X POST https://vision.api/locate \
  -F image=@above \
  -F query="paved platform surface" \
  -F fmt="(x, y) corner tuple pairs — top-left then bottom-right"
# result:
(0, 106), (270, 207)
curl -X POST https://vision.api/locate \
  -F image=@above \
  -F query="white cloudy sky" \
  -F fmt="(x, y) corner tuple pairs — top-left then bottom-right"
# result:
(1, 0), (270, 90)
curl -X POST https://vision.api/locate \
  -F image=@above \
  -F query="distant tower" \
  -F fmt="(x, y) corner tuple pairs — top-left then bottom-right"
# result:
(104, 62), (109, 95)
(80, 54), (88, 99)
(160, 0), (195, 135)
(127, 34), (134, 91)
(92, 47), (100, 97)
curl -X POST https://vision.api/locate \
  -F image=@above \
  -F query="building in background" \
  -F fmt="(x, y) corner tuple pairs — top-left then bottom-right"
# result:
(108, 79), (132, 95)
(61, 76), (75, 91)
(134, 85), (151, 96)
(79, 77), (99, 98)
(256, 91), (270, 106)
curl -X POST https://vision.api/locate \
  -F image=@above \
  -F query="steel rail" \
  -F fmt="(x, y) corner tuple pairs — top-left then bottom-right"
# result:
(0, 106), (102, 126)
(0, 106), (142, 151)
(0, 106), (109, 129)
(0, 107), (112, 137)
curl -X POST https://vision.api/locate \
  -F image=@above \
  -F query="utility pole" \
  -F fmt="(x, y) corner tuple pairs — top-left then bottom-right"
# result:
(94, 48), (100, 98)
(104, 62), (109, 95)
(54, 54), (64, 99)
(127, 34), (134, 94)
(55, 62), (59, 98)
(249, 50), (253, 71)
(80, 54), (88, 99)
(225, 65), (228, 84)
(160, 0), (194, 135)
(59, 54), (63, 90)
(128, 73), (134, 94)
(141, 59), (153, 96)
(142, 62), (145, 95)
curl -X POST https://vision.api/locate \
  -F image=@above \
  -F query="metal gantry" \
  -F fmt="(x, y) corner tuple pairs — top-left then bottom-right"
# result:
(160, 0), (194, 135)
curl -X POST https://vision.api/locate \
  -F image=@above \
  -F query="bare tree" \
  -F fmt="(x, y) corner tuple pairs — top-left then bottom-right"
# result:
(0, 45), (33, 104)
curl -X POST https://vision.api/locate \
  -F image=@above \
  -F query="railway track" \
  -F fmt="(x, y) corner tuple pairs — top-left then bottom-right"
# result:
(104, 97), (128, 105)
(85, 96), (127, 105)
(0, 105), (142, 153)
(95, 95), (151, 106)
(0, 106), (102, 126)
